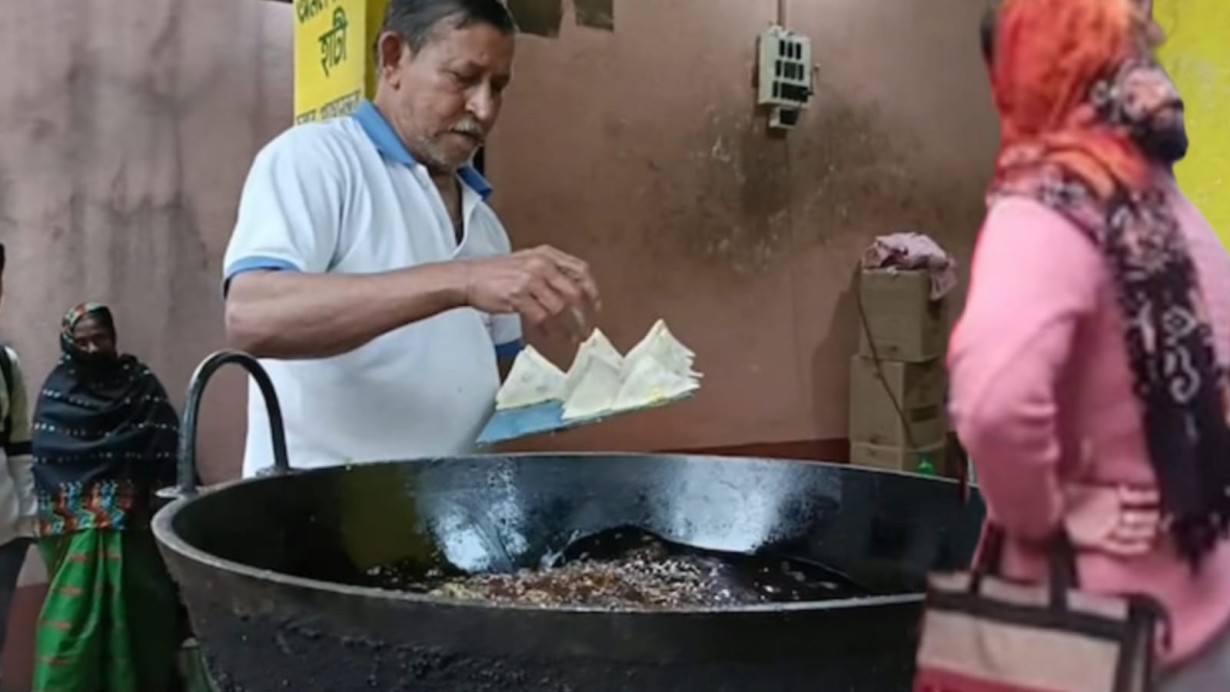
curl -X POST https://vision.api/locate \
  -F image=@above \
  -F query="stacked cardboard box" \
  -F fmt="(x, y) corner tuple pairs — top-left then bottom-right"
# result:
(849, 269), (950, 475)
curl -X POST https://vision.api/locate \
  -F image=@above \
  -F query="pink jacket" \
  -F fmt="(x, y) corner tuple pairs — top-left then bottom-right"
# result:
(949, 174), (1230, 666)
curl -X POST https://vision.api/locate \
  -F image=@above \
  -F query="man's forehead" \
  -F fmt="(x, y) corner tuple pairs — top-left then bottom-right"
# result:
(421, 23), (514, 64)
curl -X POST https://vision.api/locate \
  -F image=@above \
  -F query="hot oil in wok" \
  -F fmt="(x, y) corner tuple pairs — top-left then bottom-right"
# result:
(363, 526), (870, 609)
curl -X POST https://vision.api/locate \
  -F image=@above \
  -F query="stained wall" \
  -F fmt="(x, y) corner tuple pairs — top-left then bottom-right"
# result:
(491, 0), (997, 455)
(0, 0), (998, 475)
(0, 1), (292, 686)
(0, 0), (293, 485)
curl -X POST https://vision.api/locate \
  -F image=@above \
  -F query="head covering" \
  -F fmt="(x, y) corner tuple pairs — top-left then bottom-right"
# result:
(987, 0), (1230, 566)
(32, 303), (178, 535)
(980, 0), (1187, 167)
(59, 302), (117, 364)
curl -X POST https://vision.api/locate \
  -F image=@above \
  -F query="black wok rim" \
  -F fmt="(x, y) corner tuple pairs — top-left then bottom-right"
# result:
(152, 452), (944, 615)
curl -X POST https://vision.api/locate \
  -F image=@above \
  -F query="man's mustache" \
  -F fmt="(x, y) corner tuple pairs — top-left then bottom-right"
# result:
(449, 121), (486, 143)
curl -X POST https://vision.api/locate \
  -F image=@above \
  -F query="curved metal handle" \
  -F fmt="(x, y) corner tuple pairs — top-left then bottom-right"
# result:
(169, 350), (290, 499)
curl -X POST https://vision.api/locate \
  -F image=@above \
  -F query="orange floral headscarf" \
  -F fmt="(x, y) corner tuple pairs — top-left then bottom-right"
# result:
(990, 0), (1148, 197)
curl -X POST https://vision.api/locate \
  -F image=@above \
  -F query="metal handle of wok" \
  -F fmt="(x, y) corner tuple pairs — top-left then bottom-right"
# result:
(167, 350), (291, 500)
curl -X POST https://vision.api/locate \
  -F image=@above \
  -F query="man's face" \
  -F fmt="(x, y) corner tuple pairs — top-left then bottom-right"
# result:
(377, 19), (514, 173)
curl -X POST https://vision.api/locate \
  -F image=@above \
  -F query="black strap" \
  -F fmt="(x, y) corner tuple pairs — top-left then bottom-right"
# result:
(0, 347), (12, 451)
(972, 523), (1079, 612)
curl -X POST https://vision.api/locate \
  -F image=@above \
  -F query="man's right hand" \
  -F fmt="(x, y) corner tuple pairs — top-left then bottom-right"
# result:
(462, 245), (601, 342)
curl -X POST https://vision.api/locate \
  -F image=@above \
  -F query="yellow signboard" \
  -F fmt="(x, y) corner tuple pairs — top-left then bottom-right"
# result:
(1156, 0), (1230, 247)
(293, 0), (388, 125)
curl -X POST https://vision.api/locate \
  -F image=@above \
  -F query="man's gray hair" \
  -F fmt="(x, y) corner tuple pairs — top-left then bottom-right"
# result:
(381, 0), (517, 56)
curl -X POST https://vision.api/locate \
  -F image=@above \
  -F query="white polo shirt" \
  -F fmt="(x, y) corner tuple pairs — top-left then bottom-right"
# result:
(224, 101), (523, 477)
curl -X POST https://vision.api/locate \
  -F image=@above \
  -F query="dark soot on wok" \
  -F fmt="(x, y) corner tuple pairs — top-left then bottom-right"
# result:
(362, 526), (871, 609)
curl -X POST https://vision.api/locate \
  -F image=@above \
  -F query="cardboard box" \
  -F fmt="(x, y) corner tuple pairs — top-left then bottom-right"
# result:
(848, 355), (948, 448)
(850, 440), (948, 476)
(857, 269), (946, 363)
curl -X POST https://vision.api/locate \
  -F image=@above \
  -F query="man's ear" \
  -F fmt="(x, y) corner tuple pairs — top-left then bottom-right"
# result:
(376, 32), (408, 86)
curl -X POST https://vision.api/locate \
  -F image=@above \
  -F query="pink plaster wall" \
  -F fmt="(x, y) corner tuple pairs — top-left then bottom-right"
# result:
(0, 0), (997, 477)
(0, 0), (293, 484)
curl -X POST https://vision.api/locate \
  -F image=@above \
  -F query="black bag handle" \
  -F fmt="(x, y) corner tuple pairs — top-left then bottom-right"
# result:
(0, 346), (12, 451)
(971, 523), (1078, 612)
(968, 522), (1177, 672)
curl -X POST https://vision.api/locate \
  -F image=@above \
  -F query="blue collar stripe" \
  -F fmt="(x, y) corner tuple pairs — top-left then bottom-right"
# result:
(352, 100), (493, 201)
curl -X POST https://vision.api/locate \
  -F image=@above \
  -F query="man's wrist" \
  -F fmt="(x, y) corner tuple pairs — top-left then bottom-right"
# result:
(401, 260), (472, 311)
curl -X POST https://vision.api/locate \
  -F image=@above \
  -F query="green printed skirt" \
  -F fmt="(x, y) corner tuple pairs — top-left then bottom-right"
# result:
(33, 529), (210, 692)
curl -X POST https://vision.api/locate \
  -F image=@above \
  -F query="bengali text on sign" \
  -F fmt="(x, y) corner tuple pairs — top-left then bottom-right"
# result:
(294, 0), (368, 124)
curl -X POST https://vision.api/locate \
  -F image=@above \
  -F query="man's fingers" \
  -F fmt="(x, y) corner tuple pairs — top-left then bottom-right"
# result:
(517, 249), (594, 339)
(543, 266), (584, 305)
(526, 280), (587, 342)
(534, 246), (601, 310)
(542, 271), (593, 334)
(493, 247), (596, 345)
(528, 277), (568, 317)
(509, 294), (550, 331)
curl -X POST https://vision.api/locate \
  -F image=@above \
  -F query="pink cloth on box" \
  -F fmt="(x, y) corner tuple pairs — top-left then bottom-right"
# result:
(948, 172), (1230, 667)
(861, 232), (958, 300)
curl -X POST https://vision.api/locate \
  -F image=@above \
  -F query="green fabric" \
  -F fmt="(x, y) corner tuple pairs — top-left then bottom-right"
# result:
(178, 644), (217, 692)
(33, 530), (181, 692)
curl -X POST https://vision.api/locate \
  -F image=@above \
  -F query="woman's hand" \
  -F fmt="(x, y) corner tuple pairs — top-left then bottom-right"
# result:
(1063, 483), (1161, 556)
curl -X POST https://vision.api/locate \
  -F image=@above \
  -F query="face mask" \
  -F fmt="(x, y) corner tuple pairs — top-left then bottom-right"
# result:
(1134, 115), (1189, 164)
(1095, 61), (1188, 166)
(73, 348), (118, 370)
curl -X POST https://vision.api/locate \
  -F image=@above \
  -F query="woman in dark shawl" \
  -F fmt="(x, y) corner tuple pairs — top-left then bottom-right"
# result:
(30, 302), (184, 690)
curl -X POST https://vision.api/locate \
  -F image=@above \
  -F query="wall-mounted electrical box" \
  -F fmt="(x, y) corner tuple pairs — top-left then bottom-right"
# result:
(756, 25), (814, 131)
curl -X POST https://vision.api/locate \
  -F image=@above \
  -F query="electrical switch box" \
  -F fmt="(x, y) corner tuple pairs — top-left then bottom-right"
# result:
(757, 25), (814, 130)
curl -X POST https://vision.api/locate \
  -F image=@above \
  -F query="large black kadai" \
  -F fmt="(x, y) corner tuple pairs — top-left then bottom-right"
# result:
(153, 351), (985, 691)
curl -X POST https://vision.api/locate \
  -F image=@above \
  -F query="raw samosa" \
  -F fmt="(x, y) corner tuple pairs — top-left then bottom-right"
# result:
(613, 352), (700, 411)
(624, 319), (701, 379)
(563, 329), (623, 398)
(561, 348), (623, 420)
(494, 345), (566, 410)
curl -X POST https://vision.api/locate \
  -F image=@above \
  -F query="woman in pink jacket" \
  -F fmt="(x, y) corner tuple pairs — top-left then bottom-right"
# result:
(951, 0), (1230, 687)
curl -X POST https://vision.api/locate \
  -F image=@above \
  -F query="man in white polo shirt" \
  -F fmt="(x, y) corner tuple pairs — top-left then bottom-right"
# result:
(223, 0), (598, 477)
